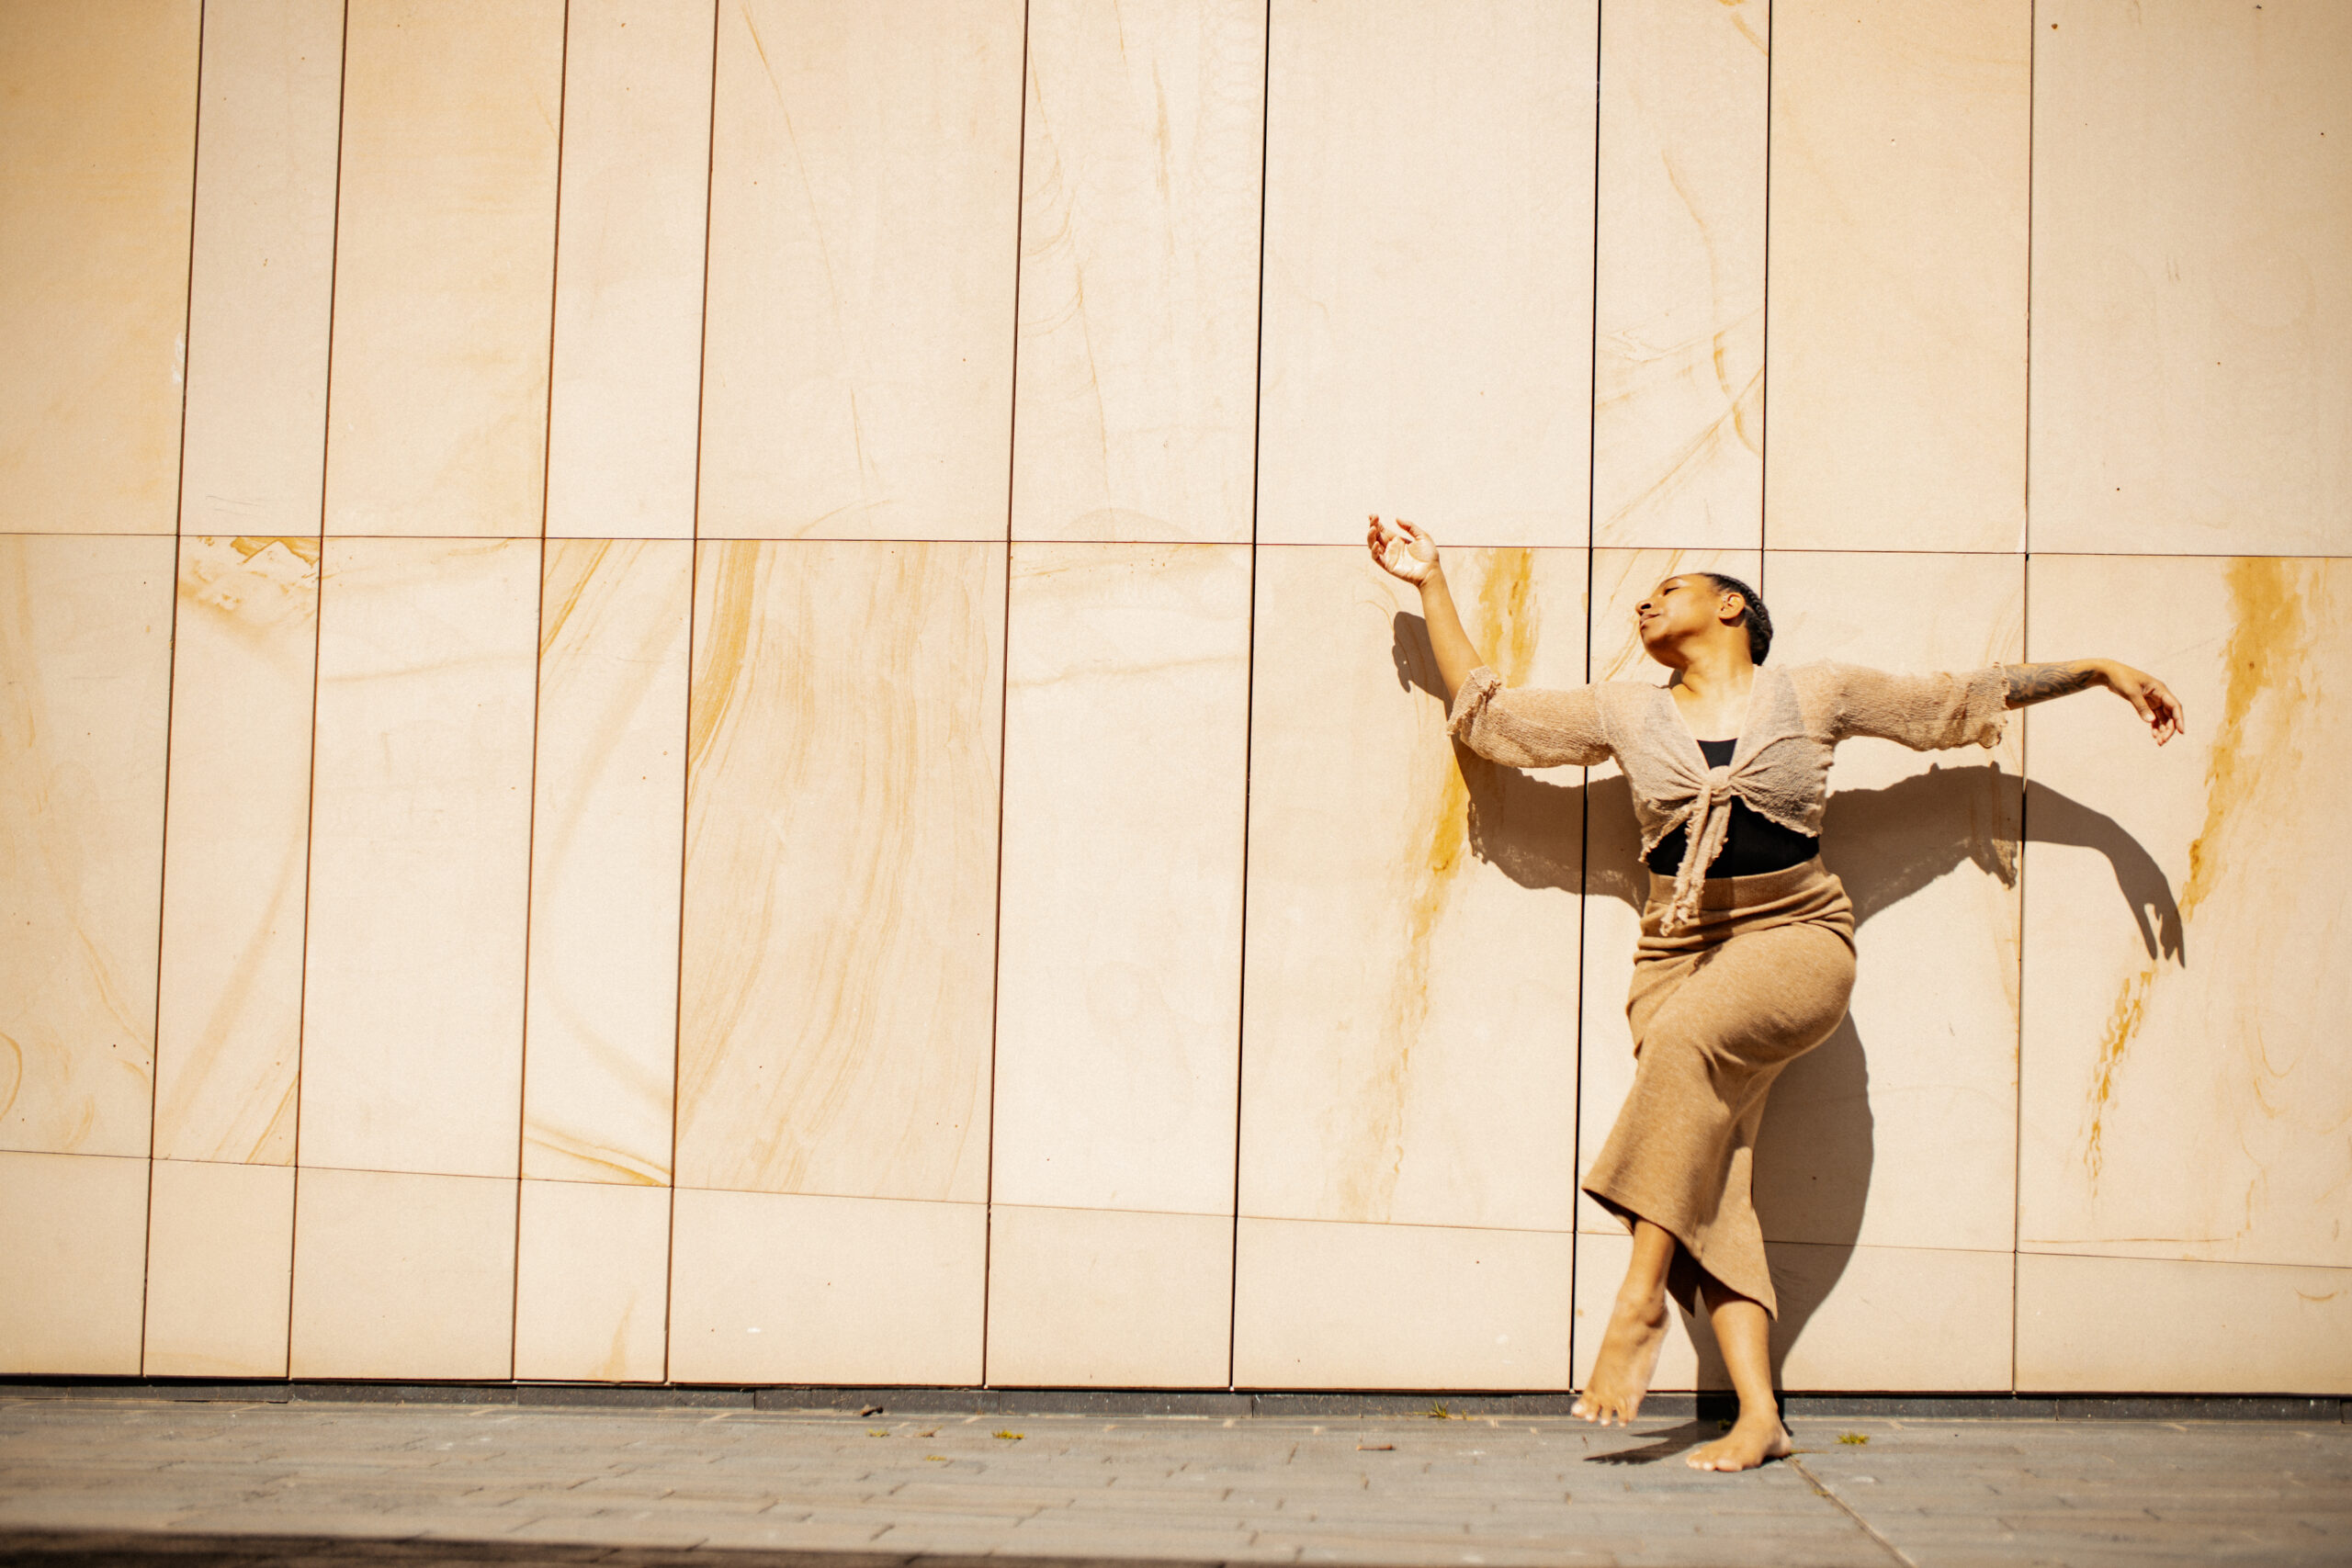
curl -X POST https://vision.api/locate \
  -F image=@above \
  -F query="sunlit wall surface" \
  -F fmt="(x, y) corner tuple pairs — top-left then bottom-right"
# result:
(3, 0), (2346, 1394)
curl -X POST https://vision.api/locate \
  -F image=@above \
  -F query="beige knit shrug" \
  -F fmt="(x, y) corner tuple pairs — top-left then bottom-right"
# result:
(1447, 660), (2011, 931)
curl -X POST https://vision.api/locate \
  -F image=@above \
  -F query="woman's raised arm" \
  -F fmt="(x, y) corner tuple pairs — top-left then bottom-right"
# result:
(1366, 515), (1480, 705)
(2003, 660), (2187, 745)
(1366, 515), (1611, 770)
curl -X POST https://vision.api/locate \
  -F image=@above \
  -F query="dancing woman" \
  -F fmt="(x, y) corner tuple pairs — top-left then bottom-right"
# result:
(1366, 516), (2185, 1472)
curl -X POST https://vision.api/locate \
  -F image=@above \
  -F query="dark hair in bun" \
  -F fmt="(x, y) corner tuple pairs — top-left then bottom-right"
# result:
(1701, 572), (1771, 664)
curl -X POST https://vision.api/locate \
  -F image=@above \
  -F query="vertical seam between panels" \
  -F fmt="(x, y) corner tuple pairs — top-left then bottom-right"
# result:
(2014, 0), (2040, 1395)
(1570, 0), (1606, 1393)
(979, 0), (1034, 1389)
(141, 0), (211, 1377)
(1227, 0), (1273, 1393)
(509, 0), (573, 1383)
(285, 0), (356, 1378)
(664, 0), (722, 1392)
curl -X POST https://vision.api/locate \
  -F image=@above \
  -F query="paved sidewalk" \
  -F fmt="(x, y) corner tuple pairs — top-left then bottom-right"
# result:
(1, 1395), (2346, 1566)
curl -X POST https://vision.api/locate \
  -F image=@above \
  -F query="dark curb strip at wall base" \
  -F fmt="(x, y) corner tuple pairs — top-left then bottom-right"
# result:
(2, 1380), (2343, 1422)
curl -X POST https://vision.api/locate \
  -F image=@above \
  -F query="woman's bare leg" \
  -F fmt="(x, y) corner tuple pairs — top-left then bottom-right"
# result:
(1686, 1280), (1792, 1471)
(1573, 1219), (1677, 1426)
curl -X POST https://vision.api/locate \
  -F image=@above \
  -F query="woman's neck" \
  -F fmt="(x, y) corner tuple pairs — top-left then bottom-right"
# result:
(1670, 642), (1755, 703)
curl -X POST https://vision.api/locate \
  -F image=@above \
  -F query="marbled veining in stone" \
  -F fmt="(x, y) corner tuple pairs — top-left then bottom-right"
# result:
(1591, 0), (1768, 549)
(1252, 0), (1596, 546)
(0, 537), (174, 1158)
(2030, 0), (2351, 555)
(299, 538), (539, 1179)
(1011, 0), (1265, 544)
(1763, 0), (2029, 553)
(523, 540), (690, 1187)
(544, 0), (712, 541)
(154, 536), (321, 1167)
(322, 0), (561, 537)
(696, 0), (1023, 542)
(675, 542), (1002, 1201)
(2020, 556), (2351, 1271)
(177, 0), (343, 542)
(991, 543), (1251, 1217)
(1239, 547), (1586, 1233)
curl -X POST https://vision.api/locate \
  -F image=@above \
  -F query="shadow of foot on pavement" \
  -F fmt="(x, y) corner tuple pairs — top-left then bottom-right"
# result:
(1584, 1419), (1732, 1466)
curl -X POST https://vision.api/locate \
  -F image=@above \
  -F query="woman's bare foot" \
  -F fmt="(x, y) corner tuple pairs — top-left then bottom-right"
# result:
(1573, 1286), (1669, 1426)
(1686, 1409), (1792, 1472)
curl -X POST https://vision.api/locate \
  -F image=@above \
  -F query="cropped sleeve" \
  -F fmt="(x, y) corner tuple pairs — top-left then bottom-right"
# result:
(1445, 666), (1613, 768)
(1820, 660), (2008, 751)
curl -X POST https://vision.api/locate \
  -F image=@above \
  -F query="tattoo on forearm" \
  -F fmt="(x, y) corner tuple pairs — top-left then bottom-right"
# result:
(2003, 662), (2098, 707)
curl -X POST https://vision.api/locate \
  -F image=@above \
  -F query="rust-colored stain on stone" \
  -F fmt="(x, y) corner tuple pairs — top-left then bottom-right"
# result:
(1350, 550), (1540, 1218)
(2084, 558), (2307, 1185)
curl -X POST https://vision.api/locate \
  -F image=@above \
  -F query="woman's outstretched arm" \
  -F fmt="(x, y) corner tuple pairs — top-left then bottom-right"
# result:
(1366, 515), (1480, 704)
(2003, 660), (2187, 744)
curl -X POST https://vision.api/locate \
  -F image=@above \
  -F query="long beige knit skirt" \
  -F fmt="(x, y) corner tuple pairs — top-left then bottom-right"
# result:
(1580, 857), (1856, 1317)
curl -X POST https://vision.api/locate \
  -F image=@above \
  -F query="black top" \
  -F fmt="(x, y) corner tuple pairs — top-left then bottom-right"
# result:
(1643, 738), (1821, 878)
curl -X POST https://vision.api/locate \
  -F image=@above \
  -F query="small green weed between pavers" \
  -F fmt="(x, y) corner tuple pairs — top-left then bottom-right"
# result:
(1838, 1433), (1870, 1445)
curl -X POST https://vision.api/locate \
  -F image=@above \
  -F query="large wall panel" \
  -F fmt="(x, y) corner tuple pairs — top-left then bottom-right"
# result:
(288, 1166), (517, 1380)
(0, 1152), (151, 1376)
(2030, 0), (2351, 555)
(0, 1), (199, 535)
(300, 538), (541, 1179)
(2019, 556), (2350, 1272)
(1010, 0), (1265, 545)
(1764, 1), (2030, 553)
(2018, 1253), (2352, 1395)
(696, 0), (1024, 541)
(1754, 552), (2024, 1258)
(1240, 546), (1586, 1235)
(1749, 550), (2023, 1388)
(544, 0), (716, 541)
(1236, 546), (1584, 1386)
(0, 536), (175, 1158)
(153, 536), (319, 1166)
(668, 1188), (984, 1385)
(1590, 0), (1767, 550)
(514, 1178), (671, 1382)
(522, 539), (691, 1186)
(141, 1157), (295, 1377)
(675, 541), (1001, 1200)
(991, 544), (1250, 1218)
(1235, 1219), (1571, 1392)
(1253, 0), (1596, 547)
(322, 0), (563, 537)
(986, 542), (1250, 1388)
(984, 1205), (1233, 1388)
(178, 0), (344, 541)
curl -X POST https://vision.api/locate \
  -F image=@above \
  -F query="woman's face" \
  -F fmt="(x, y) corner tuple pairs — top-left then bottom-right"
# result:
(1635, 574), (1732, 662)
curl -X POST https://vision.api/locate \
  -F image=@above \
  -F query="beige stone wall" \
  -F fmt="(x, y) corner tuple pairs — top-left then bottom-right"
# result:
(2, 0), (2346, 1393)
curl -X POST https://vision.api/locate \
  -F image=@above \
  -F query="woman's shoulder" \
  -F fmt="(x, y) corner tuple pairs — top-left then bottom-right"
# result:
(1590, 677), (1670, 708)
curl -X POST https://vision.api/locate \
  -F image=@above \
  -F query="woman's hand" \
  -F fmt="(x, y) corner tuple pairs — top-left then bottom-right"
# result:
(1367, 514), (1440, 585)
(2004, 659), (2186, 745)
(2104, 661), (2188, 746)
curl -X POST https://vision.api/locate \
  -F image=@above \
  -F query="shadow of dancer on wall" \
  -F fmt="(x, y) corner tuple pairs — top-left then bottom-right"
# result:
(1391, 614), (2185, 1391)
